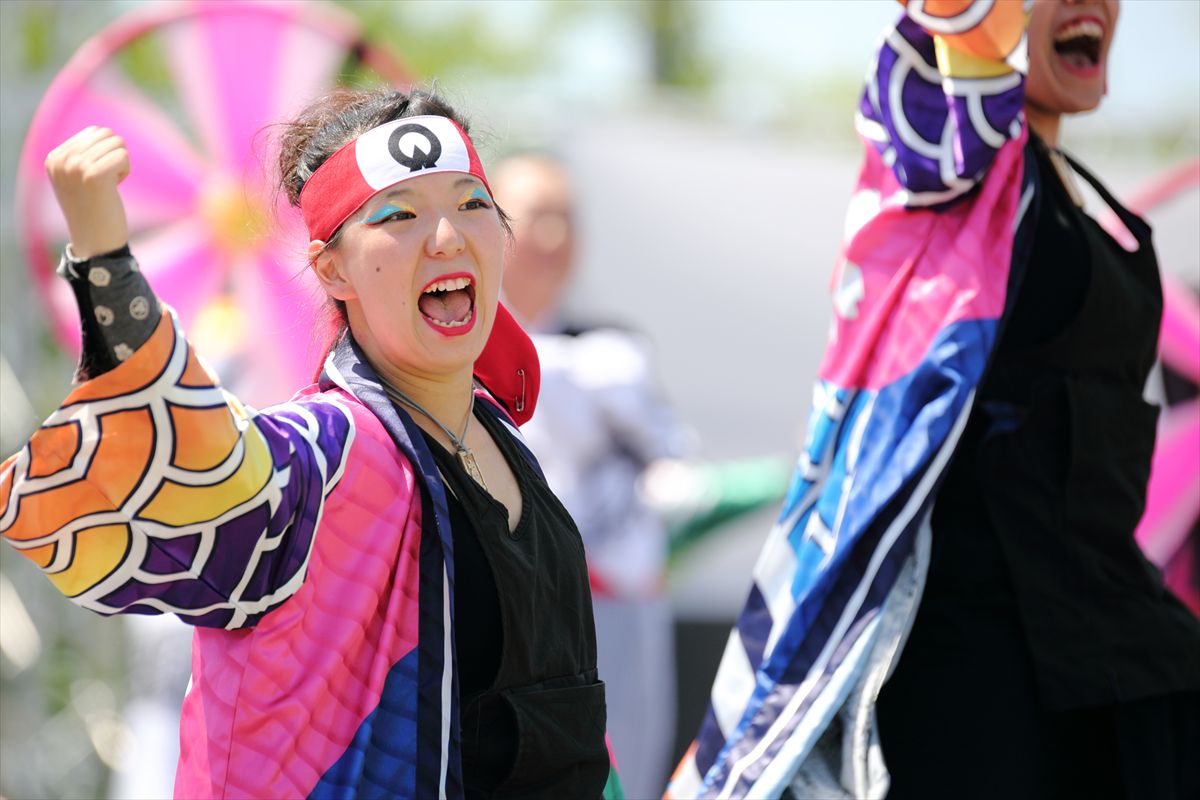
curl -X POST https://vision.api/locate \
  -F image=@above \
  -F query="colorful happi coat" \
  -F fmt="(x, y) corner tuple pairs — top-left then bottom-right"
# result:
(668, 3), (1036, 798)
(1, 308), (623, 799)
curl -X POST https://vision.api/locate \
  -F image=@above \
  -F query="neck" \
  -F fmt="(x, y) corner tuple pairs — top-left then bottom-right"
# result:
(349, 325), (475, 445)
(1025, 103), (1061, 148)
(381, 367), (475, 442)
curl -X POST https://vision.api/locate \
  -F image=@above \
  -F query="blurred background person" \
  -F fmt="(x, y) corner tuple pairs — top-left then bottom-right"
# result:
(491, 153), (692, 799)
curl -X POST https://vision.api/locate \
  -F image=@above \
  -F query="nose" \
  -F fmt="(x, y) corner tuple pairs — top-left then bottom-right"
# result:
(426, 215), (465, 258)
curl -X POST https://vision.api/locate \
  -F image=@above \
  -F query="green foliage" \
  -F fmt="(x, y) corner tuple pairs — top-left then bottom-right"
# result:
(335, 0), (548, 84)
(333, 0), (716, 93)
(19, 2), (55, 71)
(115, 28), (174, 98)
(639, 0), (714, 91)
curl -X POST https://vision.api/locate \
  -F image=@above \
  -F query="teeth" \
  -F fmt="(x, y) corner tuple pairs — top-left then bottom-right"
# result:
(1055, 19), (1103, 43)
(428, 310), (473, 328)
(423, 276), (472, 294)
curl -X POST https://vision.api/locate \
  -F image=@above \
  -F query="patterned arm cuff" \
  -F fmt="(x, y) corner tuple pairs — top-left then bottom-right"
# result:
(57, 244), (162, 382)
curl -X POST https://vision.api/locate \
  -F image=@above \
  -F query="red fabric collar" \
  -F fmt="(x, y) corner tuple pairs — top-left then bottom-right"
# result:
(474, 303), (539, 426)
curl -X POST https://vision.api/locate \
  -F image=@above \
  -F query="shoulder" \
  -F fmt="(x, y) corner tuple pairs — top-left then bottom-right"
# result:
(277, 385), (417, 487)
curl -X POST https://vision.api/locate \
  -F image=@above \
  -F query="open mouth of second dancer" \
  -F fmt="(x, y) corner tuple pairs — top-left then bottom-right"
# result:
(419, 273), (477, 336)
(1052, 16), (1104, 77)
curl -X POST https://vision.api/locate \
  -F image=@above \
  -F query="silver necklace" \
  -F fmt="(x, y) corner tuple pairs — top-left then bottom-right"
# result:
(383, 382), (487, 490)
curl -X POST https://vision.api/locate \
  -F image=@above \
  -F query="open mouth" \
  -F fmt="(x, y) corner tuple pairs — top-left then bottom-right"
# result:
(1053, 17), (1104, 73)
(419, 273), (477, 334)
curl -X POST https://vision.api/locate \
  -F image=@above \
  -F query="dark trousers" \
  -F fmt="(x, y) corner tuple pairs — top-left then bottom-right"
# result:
(875, 595), (1200, 800)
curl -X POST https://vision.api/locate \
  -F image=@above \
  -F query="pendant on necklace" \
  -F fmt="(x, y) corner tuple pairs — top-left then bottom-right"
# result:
(458, 447), (487, 490)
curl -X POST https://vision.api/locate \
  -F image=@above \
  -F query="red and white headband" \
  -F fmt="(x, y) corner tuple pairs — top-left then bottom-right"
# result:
(299, 115), (490, 243)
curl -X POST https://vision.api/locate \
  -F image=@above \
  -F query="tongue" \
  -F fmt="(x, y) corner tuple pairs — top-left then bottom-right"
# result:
(1060, 50), (1094, 69)
(419, 289), (472, 324)
(1055, 40), (1097, 69)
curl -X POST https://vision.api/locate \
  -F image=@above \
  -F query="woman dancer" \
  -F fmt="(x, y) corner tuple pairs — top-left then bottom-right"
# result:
(875, 2), (1200, 798)
(2, 88), (618, 800)
(669, 2), (1198, 798)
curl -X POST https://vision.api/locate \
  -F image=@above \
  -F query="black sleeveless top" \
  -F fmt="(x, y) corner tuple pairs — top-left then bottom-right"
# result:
(927, 136), (1200, 709)
(420, 402), (609, 799)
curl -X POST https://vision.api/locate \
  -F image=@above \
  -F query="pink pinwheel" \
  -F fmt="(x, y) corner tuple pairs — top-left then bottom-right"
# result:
(1141, 274), (1200, 614)
(18, 0), (409, 407)
(1117, 161), (1200, 614)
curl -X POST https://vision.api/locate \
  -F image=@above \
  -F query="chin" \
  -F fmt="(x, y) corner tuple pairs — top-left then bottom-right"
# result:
(1028, 67), (1107, 119)
(1057, 85), (1106, 116)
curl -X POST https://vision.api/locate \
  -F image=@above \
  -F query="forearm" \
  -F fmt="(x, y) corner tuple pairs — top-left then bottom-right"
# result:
(863, 1), (1028, 203)
(6, 244), (354, 629)
(58, 244), (161, 382)
(0, 305), (356, 628)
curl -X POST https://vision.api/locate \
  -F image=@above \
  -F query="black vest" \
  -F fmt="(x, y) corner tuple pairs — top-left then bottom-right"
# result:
(927, 137), (1200, 709)
(423, 402), (609, 798)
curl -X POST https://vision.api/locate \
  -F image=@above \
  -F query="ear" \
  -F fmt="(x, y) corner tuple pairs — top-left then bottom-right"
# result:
(308, 240), (357, 301)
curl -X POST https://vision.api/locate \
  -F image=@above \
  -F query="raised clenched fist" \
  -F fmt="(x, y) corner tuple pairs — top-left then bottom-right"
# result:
(44, 126), (131, 260)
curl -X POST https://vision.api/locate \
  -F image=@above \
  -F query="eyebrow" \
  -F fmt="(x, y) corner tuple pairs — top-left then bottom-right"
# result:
(376, 177), (481, 201)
